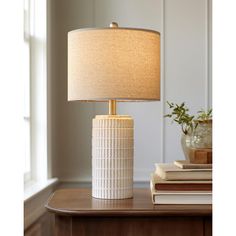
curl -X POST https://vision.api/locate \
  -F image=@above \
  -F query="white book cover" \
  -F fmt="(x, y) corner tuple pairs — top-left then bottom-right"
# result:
(155, 163), (212, 180)
(150, 182), (212, 205)
(174, 160), (212, 169)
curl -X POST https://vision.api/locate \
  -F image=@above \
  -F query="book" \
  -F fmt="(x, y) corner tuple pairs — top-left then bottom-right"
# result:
(174, 160), (212, 169)
(150, 184), (212, 204)
(151, 173), (212, 191)
(155, 163), (212, 180)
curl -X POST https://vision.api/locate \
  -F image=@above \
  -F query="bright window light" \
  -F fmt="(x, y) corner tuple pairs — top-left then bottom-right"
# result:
(23, 0), (31, 180)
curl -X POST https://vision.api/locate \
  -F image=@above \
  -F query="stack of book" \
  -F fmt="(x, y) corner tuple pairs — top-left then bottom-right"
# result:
(150, 160), (212, 204)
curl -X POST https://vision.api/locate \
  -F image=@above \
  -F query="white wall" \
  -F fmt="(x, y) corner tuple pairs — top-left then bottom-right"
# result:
(49, 0), (212, 182)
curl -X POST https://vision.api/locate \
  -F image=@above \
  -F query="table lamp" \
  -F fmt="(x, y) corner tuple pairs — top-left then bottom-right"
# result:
(68, 22), (160, 199)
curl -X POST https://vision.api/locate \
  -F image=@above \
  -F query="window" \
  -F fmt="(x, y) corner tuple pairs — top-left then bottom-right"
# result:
(23, 0), (31, 182)
(23, 0), (48, 184)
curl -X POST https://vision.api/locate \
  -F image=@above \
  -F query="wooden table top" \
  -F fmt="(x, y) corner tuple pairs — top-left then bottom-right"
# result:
(45, 188), (212, 217)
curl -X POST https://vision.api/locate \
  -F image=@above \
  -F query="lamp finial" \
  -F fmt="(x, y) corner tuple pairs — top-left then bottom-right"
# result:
(109, 22), (118, 28)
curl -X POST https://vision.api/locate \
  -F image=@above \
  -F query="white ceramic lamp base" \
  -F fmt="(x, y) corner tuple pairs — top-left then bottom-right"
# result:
(92, 115), (134, 199)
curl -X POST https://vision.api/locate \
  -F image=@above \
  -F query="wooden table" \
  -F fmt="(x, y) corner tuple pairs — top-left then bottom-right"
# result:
(45, 188), (212, 236)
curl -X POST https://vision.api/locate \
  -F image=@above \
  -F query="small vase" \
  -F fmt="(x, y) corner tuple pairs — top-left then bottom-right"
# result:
(181, 120), (212, 164)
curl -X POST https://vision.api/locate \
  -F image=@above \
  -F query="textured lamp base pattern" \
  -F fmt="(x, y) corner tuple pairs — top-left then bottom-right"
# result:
(92, 115), (134, 199)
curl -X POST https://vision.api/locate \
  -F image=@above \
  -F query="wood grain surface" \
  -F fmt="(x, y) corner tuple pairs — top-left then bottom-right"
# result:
(46, 188), (212, 236)
(45, 188), (212, 216)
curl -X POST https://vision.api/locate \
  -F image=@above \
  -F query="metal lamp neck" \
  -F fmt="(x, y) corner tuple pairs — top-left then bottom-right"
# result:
(109, 100), (117, 115)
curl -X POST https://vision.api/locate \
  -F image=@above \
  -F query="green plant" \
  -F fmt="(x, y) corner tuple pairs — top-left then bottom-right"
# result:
(197, 108), (212, 121)
(164, 101), (212, 135)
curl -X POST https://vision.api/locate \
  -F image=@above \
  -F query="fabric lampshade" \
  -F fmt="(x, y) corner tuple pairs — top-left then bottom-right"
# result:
(68, 27), (160, 101)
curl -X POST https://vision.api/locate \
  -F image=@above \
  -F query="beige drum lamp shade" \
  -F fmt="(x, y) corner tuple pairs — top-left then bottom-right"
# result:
(68, 27), (160, 101)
